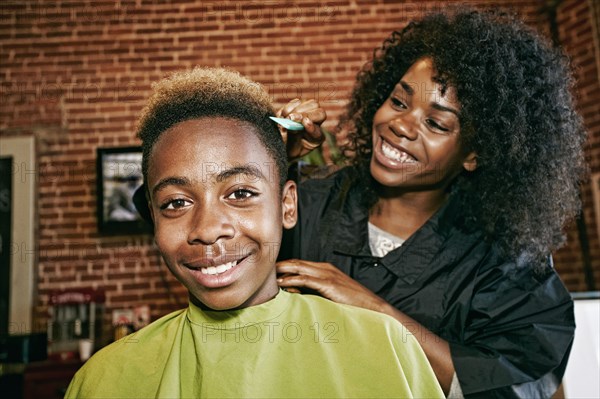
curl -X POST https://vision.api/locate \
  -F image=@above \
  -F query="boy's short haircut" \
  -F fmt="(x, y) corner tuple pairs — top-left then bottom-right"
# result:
(136, 67), (287, 189)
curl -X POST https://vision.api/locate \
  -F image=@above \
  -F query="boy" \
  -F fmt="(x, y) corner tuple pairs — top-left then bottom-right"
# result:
(65, 67), (444, 398)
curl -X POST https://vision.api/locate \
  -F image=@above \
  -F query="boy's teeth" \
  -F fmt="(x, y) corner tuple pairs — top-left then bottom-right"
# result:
(200, 260), (238, 275)
(381, 140), (415, 163)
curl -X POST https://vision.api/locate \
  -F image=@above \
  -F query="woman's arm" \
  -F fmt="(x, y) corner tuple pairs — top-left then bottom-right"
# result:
(276, 259), (455, 394)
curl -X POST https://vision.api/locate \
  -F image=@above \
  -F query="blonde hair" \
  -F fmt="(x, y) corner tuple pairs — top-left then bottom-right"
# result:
(136, 67), (287, 187)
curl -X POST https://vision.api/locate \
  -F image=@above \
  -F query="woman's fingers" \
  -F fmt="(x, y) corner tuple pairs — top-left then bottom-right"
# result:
(277, 274), (329, 296)
(277, 260), (348, 292)
(275, 99), (327, 159)
(280, 98), (303, 118)
(276, 260), (335, 291)
(281, 100), (326, 128)
(277, 272), (313, 288)
(276, 259), (387, 311)
(277, 259), (335, 276)
(301, 112), (326, 141)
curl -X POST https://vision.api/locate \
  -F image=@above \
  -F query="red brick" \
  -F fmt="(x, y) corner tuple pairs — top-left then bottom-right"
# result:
(1, 0), (596, 332)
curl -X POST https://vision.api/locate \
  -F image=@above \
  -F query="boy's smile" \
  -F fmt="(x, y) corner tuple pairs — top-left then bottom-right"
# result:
(147, 117), (297, 310)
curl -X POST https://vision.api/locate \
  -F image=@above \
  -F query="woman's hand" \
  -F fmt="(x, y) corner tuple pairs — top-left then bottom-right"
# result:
(276, 99), (327, 160)
(276, 259), (387, 312)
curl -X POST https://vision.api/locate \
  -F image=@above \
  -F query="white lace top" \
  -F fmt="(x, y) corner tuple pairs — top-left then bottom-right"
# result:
(368, 222), (405, 257)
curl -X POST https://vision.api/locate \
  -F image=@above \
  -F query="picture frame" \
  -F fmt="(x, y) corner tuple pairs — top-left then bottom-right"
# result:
(96, 146), (151, 235)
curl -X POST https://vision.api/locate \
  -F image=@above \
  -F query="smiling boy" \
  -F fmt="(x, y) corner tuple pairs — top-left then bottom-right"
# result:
(149, 117), (291, 311)
(65, 67), (444, 398)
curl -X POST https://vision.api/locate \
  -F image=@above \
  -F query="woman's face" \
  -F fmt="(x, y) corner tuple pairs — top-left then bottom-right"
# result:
(370, 57), (476, 191)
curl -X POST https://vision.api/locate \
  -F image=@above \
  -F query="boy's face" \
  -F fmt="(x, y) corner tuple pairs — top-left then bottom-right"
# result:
(147, 117), (297, 310)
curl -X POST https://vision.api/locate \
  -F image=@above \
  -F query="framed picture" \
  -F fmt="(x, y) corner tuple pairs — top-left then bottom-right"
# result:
(96, 147), (151, 235)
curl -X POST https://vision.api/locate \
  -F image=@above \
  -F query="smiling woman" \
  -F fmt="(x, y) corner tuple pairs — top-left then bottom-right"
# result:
(276, 8), (586, 399)
(369, 58), (477, 198)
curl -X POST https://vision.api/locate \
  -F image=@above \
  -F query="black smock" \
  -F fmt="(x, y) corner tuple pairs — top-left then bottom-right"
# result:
(279, 166), (575, 398)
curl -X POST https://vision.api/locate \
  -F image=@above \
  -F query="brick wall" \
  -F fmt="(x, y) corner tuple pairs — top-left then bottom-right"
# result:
(1, 0), (598, 337)
(551, 0), (600, 291)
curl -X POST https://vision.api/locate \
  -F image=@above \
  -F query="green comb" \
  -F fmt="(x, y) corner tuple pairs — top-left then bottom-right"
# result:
(269, 116), (305, 131)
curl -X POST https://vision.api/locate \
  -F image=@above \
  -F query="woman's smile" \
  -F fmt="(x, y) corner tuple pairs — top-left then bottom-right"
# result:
(374, 135), (418, 169)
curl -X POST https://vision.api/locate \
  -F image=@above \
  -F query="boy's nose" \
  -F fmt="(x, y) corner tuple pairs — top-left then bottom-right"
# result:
(186, 205), (235, 246)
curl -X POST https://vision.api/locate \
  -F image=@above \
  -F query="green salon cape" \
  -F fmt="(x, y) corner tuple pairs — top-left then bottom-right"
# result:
(66, 290), (443, 398)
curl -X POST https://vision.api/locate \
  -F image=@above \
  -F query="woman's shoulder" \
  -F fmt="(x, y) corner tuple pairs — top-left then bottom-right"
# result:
(435, 219), (573, 311)
(297, 164), (364, 207)
(470, 249), (573, 312)
(298, 164), (355, 190)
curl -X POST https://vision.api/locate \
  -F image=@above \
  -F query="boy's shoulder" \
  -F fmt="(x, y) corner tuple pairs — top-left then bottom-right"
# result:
(65, 308), (187, 398)
(286, 291), (406, 336)
(94, 307), (186, 358)
(284, 291), (438, 388)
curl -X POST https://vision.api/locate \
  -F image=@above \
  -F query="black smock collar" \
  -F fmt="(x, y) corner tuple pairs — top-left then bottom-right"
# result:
(325, 180), (466, 285)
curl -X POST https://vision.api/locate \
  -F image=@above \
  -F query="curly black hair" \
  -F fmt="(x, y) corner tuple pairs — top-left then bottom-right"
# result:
(137, 67), (287, 190)
(339, 9), (587, 265)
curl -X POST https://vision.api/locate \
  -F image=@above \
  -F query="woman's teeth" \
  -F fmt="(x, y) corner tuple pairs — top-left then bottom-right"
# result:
(381, 140), (416, 163)
(200, 260), (238, 275)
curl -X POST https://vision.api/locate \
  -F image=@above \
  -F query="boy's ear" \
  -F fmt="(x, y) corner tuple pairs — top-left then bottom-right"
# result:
(148, 201), (155, 222)
(281, 180), (297, 229)
(145, 190), (155, 223)
(463, 152), (478, 172)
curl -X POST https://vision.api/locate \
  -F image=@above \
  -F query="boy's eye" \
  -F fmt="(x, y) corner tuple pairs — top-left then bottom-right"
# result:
(227, 189), (257, 201)
(160, 198), (191, 210)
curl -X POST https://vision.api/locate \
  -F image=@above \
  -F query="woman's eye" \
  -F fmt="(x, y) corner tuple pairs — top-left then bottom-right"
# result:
(426, 118), (450, 132)
(160, 198), (190, 210)
(227, 189), (257, 201)
(390, 97), (406, 109)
